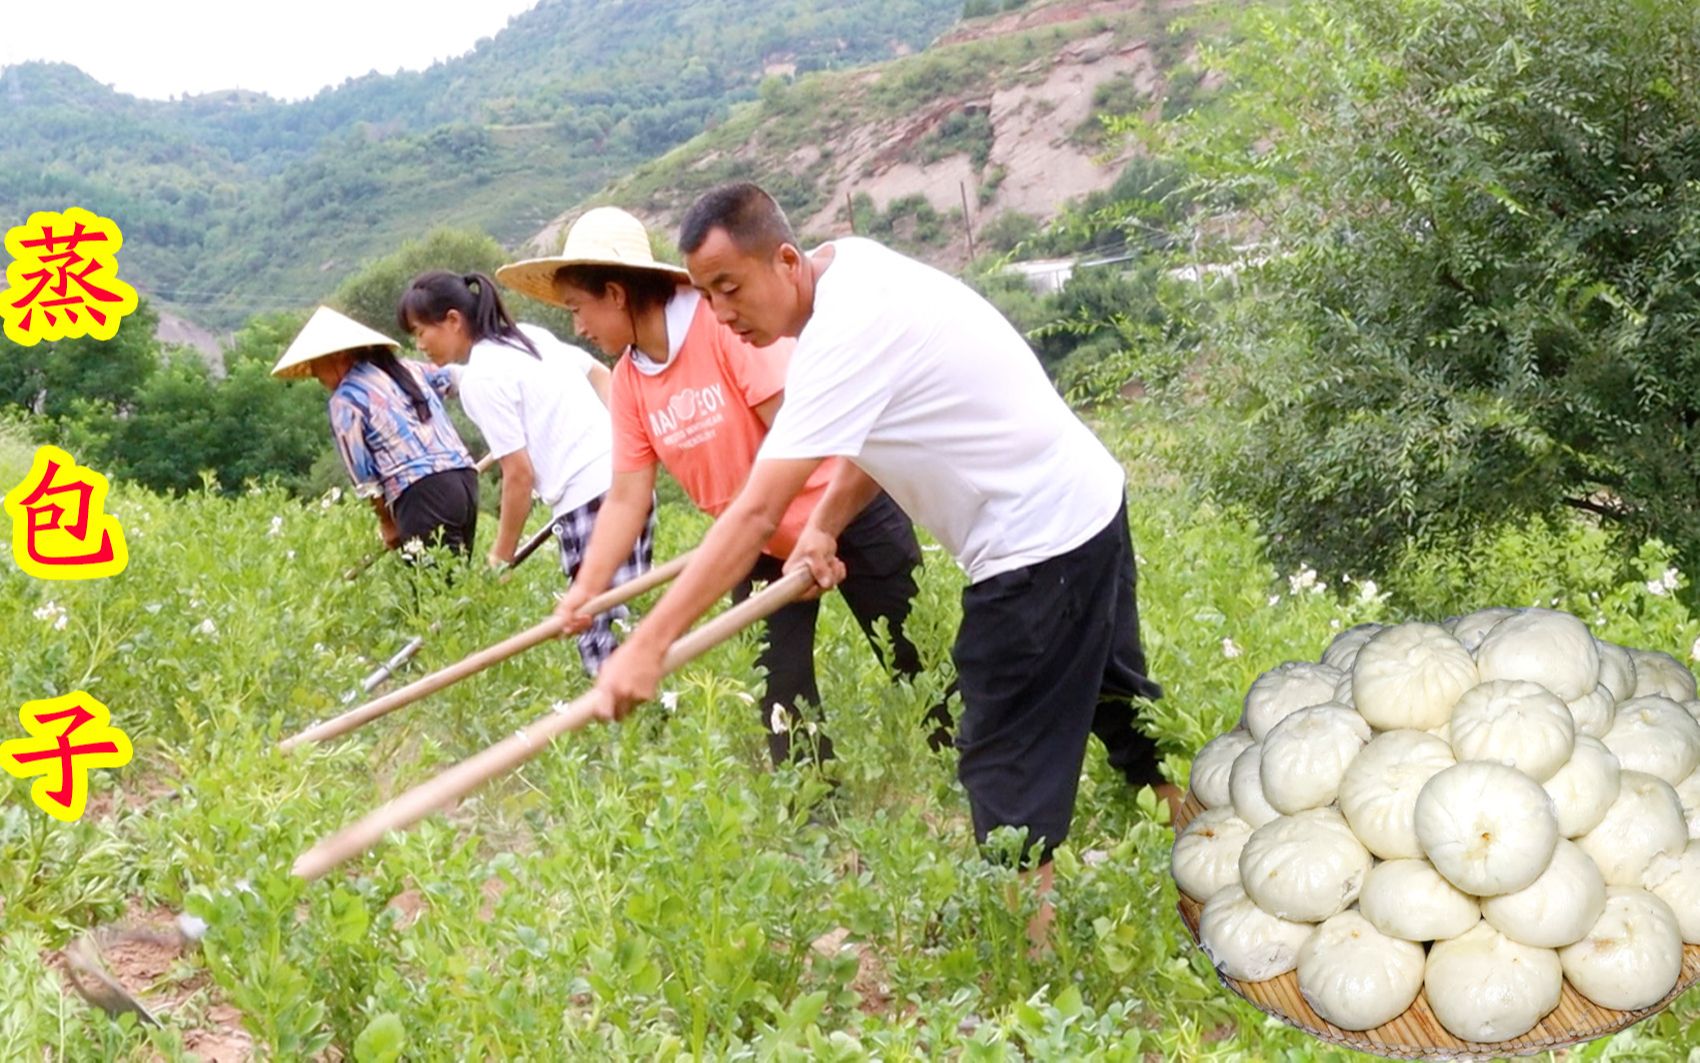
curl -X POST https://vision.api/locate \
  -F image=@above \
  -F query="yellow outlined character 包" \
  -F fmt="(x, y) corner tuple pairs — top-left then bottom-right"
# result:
(4, 444), (129, 580)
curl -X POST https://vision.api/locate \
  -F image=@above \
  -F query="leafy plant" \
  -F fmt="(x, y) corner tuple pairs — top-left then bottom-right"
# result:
(1156, 0), (1700, 589)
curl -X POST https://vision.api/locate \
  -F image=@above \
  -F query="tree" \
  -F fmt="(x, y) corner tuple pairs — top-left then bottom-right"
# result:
(333, 227), (577, 344)
(0, 300), (160, 418)
(1162, 0), (1700, 582)
(56, 310), (333, 496)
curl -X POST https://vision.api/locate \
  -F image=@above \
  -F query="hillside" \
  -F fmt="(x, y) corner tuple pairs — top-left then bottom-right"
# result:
(0, 0), (963, 329)
(551, 0), (1210, 269)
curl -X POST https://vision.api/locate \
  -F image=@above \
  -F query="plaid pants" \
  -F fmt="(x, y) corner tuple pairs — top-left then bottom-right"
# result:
(553, 492), (655, 675)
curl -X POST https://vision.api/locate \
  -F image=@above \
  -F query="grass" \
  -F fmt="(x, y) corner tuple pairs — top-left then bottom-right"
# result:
(0, 417), (34, 487)
(5, 402), (1700, 1058)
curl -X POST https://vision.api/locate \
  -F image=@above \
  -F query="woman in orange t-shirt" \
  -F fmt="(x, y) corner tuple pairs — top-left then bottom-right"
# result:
(497, 207), (937, 766)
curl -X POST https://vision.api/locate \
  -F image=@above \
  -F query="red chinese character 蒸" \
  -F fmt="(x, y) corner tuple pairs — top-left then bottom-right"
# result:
(1, 208), (138, 346)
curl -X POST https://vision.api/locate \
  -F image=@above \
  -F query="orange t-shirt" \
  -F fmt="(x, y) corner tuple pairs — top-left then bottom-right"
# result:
(610, 296), (833, 558)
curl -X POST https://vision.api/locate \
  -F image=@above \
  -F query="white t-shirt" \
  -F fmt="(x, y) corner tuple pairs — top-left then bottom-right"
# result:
(459, 323), (612, 517)
(629, 288), (700, 376)
(760, 237), (1125, 583)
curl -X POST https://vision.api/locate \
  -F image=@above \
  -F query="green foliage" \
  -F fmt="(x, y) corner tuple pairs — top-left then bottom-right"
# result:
(1074, 73), (1150, 147)
(0, 301), (162, 419)
(977, 209), (1041, 255)
(961, 155), (1201, 398)
(913, 108), (996, 169)
(963, 0), (1028, 18)
(850, 193), (963, 256)
(1029, 155), (1192, 260)
(1161, 0), (1700, 586)
(49, 311), (331, 497)
(0, 413), (33, 485)
(10, 402), (1700, 1056)
(0, 299), (352, 497)
(331, 227), (575, 343)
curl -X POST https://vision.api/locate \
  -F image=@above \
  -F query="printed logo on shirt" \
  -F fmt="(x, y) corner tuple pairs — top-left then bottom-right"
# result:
(648, 383), (728, 450)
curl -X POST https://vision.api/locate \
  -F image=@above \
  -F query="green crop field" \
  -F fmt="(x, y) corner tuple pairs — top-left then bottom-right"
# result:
(6, 402), (1700, 1060)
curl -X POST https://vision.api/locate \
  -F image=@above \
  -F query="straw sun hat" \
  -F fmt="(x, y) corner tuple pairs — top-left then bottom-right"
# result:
(496, 206), (690, 308)
(271, 306), (399, 379)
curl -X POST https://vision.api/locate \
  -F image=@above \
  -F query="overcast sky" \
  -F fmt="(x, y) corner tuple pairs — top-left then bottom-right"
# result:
(0, 0), (543, 101)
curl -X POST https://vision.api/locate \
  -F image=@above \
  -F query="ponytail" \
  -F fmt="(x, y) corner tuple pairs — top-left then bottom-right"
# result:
(465, 272), (539, 358)
(397, 270), (540, 359)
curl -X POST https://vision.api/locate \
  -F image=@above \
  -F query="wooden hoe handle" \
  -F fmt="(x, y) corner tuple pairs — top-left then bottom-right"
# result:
(292, 567), (813, 880)
(278, 551), (695, 751)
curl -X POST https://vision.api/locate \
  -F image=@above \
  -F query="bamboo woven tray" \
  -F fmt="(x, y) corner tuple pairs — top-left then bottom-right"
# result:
(1173, 791), (1700, 1060)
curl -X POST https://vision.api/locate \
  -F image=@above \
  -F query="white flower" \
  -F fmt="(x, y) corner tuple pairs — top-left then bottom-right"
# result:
(319, 486), (343, 510)
(658, 690), (679, 711)
(53, 614), (67, 631)
(33, 601), (65, 626)
(195, 618), (217, 636)
(1358, 579), (1380, 602)
(312, 642), (326, 655)
(1648, 567), (1681, 596)
(1081, 849), (1110, 868)
(1329, 618), (1341, 629)
(401, 537), (425, 558)
(285, 550), (296, 561)
(268, 515), (284, 538)
(1288, 566), (1318, 594)
(769, 703), (790, 734)
(1267, 594), (1281, 607)
(1690, 636), (1700, 663)
(1221, 637), (1242, 659)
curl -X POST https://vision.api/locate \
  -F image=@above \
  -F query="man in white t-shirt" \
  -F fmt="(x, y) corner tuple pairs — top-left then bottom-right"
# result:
(591, 183), (1163, 937)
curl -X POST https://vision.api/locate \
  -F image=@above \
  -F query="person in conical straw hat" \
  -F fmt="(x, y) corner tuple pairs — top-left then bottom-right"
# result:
(396, 267), (646, 678)
(272, 306), (479, 558)
(500, 206), (943, 767)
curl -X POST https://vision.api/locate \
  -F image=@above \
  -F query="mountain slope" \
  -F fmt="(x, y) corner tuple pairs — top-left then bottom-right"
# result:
(0, 0), (963, 328)
(545, 0), (1206, 269)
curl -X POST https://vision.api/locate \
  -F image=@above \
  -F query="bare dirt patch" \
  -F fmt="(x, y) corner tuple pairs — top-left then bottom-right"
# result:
(56, 901), (253, 1061)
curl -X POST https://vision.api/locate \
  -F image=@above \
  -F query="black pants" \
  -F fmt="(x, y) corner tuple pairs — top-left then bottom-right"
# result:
(952, 500), (1161, 865)
(391, 467), (479, 558)
(732, 492), (928, 765)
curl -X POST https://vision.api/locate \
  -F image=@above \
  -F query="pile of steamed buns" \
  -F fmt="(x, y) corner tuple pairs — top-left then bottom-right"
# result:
(1174, 608), (1700, 1042)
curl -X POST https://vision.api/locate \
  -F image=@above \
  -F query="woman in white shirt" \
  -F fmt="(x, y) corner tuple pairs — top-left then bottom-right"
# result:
(397, 270), (651, 675)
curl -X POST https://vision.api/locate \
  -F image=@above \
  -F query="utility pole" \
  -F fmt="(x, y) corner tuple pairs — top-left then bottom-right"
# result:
(960, 181), (976, 261)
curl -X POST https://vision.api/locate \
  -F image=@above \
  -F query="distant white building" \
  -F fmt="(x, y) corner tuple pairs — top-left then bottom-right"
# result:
(1004, 257), (1075, 294)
